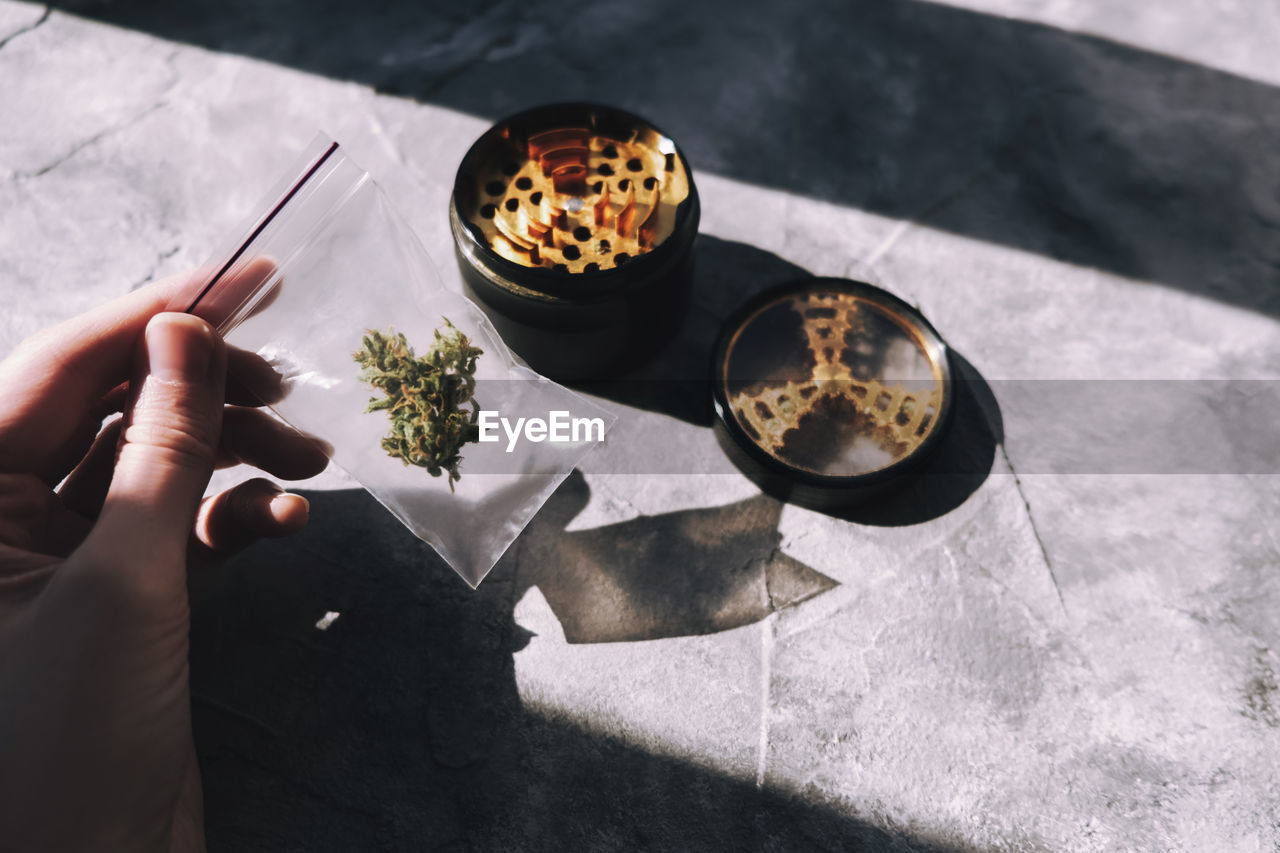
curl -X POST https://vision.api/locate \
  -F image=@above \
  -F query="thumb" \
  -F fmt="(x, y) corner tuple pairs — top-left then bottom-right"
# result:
(82, 313), (226, 577)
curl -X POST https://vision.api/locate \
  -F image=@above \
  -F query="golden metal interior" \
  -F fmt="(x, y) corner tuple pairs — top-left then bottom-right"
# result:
(725, 291), (946, 476)
(463, 124), (691, 272)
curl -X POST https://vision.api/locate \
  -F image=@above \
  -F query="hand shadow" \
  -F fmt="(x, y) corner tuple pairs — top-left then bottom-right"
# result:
(188, 485), (974, 853)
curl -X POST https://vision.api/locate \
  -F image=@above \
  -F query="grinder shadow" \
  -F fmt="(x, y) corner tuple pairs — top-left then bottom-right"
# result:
(578, 236), (1003, 526)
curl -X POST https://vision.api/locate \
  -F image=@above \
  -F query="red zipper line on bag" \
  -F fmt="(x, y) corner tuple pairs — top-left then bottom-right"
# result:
(184, 140), (341, 313)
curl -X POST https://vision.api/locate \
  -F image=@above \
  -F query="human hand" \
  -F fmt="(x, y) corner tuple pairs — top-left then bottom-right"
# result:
(0, 266), (329, 852)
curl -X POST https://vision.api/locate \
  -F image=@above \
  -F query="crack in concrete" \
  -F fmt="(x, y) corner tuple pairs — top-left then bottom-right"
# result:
(755, 610), (776, 790)
(1000, 444), (1069, 620)
(160, 46), (183, 90)
(367, 107), (410, 173)
(192, 692), (281, 739)
(216, 742), (385, 822)
(0, 5), (50, 53)
(16, 100), (168, 180)
(15, 47), (180, 182)
(961, 546), (1095, 673)
(850, 161), (995, 280)
(761, 546), (779, 613)
(411, 0), (523, 103)
(1243, 644), (1279, 728)
(130, 244), (181, 290)
(850, 84), (1083, 283)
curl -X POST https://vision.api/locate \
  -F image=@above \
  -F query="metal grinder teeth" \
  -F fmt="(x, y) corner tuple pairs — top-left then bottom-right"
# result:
(464, 124), (691, 272)
(728, 292), (945, 470)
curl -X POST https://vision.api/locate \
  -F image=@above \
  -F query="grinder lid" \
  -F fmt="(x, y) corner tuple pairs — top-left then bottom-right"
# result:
(450, 102), (698, 300)
(711, 277), (953, 508)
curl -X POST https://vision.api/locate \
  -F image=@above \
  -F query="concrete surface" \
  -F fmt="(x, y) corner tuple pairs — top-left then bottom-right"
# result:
(2, 0), (1279, 850)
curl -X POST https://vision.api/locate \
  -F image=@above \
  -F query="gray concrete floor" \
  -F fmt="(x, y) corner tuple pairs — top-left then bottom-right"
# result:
(3, 0), (1279, 850)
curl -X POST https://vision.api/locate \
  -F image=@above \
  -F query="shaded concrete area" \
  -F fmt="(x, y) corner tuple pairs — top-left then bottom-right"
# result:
(50, 0), (1280, 320)
(3, 0), (1280, 850)
(191, 487), (953, 853)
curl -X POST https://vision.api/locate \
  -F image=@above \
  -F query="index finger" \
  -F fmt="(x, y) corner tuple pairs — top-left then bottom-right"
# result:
(0, 259), (276, 481)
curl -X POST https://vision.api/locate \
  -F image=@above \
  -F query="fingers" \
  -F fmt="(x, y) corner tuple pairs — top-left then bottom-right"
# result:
(55, 419), (121, 521)
(0, 274), (191, 482)
(78, 314), (226, 586)
(195, 478), (309, 555)
(218, 408), (330, 479)
(226, 346), (286, 406)
(0, 259), (275, 482)
(0, 547), (59, 621)
(92, 347), (285, 417)
(0, 474), (56, 552)
(181, 258), (280, 332)
(58, 409), (328, 520)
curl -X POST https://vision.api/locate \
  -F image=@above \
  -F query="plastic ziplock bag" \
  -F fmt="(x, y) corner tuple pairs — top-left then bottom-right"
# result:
(171, 136), (615, 587)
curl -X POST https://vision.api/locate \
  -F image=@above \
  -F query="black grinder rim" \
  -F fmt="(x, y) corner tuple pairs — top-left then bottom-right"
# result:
(449, 101), (701, 306)
(710, 276), (955, 505)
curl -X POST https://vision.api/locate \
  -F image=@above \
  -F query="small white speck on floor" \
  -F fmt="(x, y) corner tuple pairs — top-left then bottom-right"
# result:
(315, 611), (341, 631)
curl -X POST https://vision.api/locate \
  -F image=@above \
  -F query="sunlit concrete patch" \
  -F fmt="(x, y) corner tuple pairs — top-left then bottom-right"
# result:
(0, 1), (46, 47)
(0, 9), (182, 177)
(776, 455), (1073, 637)
(869, 209), (1280, 382)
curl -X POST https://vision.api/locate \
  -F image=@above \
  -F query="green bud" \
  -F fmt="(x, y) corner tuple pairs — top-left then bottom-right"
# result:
(353, 318), (484, 492)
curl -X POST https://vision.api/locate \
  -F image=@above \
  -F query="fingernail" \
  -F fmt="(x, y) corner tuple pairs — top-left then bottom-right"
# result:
(147, 313), (214, 381)
(270, 491), (309, 515)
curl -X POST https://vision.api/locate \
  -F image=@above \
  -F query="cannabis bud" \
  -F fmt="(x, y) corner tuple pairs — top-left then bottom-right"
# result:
(353, 320), (483, 491)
